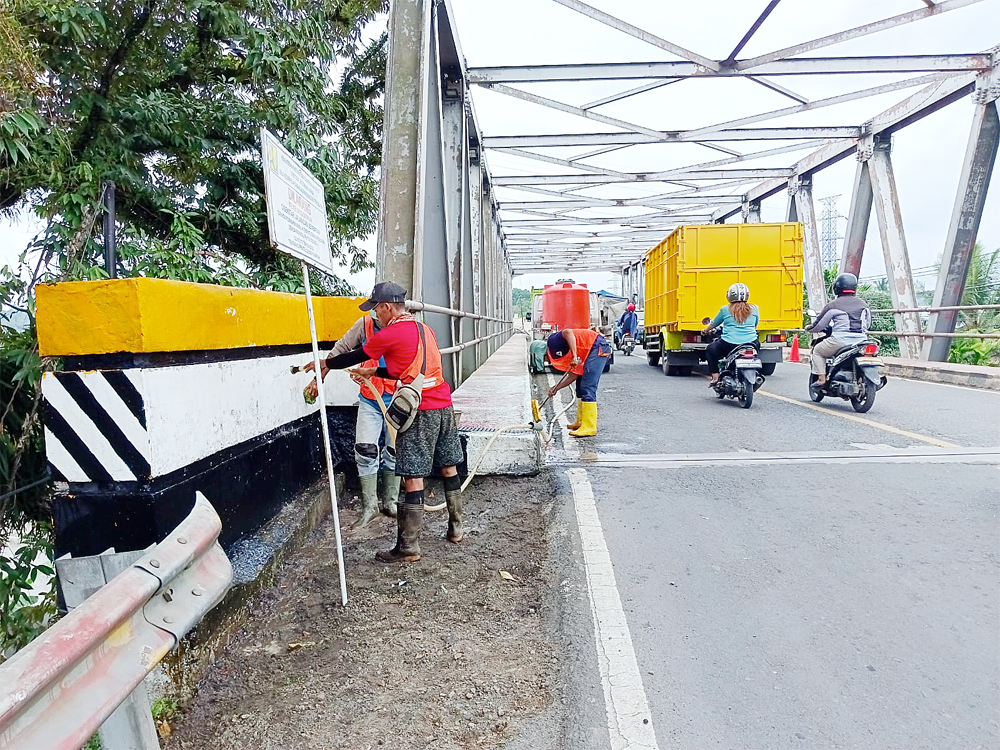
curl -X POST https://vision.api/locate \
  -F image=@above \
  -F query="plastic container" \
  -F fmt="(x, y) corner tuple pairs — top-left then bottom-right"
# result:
(542, 281), (590, 331)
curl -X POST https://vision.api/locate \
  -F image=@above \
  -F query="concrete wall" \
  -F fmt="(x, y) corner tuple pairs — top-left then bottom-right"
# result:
(36, 278), (365, 557)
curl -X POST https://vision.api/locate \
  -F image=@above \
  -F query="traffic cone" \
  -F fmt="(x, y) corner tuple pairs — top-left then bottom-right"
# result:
(789, 334), (800, 363)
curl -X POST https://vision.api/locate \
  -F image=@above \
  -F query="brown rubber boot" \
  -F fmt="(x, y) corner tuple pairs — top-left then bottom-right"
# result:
(375, 502), (423, 563)
(379, 470), (400, 518)
(445, 490), (464, 543)
(352, 474), (380, 530)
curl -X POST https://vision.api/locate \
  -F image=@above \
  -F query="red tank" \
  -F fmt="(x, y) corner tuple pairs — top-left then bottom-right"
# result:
(542, 281), (590, 331)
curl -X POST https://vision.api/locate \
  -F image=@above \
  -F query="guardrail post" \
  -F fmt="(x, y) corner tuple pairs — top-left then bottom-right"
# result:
(56, 548), (160, 750)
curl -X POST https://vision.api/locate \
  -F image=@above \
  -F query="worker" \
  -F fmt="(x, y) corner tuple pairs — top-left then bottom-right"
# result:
(617, 303), (639, 344)
(303, 311), (400, 529)
(545, 328), (611, 438)
(805, 273), (872, 386)
(701, 283), (760, 386)
(313, 281), (465, 564)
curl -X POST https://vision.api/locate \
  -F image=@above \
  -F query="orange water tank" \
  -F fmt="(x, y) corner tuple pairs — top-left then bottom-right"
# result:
(542, 281), (590, 331)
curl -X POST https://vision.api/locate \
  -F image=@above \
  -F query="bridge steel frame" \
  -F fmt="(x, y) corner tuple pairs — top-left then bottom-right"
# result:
(378, 0), (513, 388)
(419, 0), (1000, 361)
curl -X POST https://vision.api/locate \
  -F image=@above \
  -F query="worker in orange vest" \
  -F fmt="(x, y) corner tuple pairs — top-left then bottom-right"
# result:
(303, 312), (401, 529)
(317, 282), (465, 564)
(546, 328), (611, 437)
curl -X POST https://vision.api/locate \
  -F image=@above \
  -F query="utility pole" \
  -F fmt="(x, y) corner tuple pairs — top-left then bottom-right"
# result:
(819, 194), (842, 271)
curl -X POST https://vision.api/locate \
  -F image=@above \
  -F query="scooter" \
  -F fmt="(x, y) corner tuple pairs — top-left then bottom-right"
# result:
(808, 334), (888, 413)
(620, 333), (635, 356)
(706, 327), (764, 408)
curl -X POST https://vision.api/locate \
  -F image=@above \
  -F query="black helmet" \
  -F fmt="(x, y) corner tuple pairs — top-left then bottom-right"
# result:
(833, 273), (858, 296)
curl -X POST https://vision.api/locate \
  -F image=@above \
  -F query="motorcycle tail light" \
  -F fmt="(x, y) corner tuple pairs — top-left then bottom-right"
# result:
(741, 349), (756, 358)
(864, 343), (879, 356)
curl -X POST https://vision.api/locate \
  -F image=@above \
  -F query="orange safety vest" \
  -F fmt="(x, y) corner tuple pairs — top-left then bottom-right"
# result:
(399, 321), (444, 392)
(353, 316), (396, 401)
(548, 329), (607, 376)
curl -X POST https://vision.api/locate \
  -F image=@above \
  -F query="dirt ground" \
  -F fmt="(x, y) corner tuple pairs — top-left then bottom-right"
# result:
(163, 473), (561, 750)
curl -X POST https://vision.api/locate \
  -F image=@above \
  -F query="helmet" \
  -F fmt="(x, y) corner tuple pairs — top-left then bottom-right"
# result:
(627, 303), (635, 312)
(726, 283), (750, 303)
(833, 273), (858, 296)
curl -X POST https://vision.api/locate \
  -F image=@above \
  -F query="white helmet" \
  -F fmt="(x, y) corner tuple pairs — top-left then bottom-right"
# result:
(727, 283), (750, 303)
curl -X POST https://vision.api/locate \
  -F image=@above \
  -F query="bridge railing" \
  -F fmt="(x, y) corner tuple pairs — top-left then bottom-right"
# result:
(0, 493), (232, 750)
(405, 300), (515, 388)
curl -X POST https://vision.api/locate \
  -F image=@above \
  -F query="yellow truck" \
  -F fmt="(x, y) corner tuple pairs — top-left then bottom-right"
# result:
(643, 223), (803, 376)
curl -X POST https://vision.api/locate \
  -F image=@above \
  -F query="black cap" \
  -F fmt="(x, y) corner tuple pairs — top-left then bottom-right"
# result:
(359, 281), (407, 311)
(547, 331), (569, 358)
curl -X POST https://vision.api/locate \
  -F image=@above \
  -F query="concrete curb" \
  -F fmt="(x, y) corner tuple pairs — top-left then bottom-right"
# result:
(783, 347), (1000, 391)
(453, 335), (542, 476)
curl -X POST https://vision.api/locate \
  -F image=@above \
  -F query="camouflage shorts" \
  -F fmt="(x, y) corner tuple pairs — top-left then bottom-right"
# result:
(395, 405), (464, 478)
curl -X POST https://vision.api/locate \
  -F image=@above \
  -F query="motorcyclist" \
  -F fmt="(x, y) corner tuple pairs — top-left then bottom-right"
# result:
(617, 303), (638, 343)
(805, 273), (872, 386)
(700, 283), (760, 386)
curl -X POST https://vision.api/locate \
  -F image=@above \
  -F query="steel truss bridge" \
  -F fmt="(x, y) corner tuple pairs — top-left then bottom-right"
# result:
(376, 0), (998, 369)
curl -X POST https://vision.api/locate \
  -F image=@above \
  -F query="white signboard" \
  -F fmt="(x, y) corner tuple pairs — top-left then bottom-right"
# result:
(260, 128), (334, 275)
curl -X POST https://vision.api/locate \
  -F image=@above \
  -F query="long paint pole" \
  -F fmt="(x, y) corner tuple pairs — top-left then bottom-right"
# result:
(302, 262), (348, 606)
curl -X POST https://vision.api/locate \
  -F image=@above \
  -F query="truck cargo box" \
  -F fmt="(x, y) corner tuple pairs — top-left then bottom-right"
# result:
(645, 223), (803, 334)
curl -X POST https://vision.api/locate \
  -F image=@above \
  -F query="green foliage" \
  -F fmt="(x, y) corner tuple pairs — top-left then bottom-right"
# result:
(948, 243), (1000, 366)
(512, 288), (531, 318)
(151, 697), (179, 721)
(2, 0), (387, 290)
(0, 524), (56, 660)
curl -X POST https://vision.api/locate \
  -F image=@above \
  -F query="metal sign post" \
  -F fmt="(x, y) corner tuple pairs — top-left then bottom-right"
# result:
(259, 128), (347, 606)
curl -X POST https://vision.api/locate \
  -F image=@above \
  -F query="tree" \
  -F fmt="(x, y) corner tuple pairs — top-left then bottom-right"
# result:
(0, 0), (389, 657)
(1, 0), (387, 291)
(512, 288), (531, 318)
(949, 243), (1000, 366)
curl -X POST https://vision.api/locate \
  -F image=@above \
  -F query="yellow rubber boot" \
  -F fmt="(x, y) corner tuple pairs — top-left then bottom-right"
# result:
(566, 399), (582, 430)
(569, 401), (597, 438)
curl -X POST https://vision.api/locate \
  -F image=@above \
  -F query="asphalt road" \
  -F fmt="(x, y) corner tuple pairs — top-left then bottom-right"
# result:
(543, 351), (1000, 750)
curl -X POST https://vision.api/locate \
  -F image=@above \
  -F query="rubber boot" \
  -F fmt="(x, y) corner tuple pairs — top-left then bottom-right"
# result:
(445, 490), (464, 543)
(375, 502), (423, 563)
(352, 474), (380, 530)
(379, 470), (400, 518)
(569, 401), (598, 438)
(565, 398), (582, 430)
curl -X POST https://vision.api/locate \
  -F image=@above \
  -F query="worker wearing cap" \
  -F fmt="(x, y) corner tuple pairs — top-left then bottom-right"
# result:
(546, 328), (611, 438)
(313, 282), (465, 564)
(303, 311), (400, 529)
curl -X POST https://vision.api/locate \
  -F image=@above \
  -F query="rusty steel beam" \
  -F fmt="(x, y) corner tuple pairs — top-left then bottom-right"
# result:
(867, 144), (923, 358)
(925, 95), (999, 361)
(841, 153), (875, 276)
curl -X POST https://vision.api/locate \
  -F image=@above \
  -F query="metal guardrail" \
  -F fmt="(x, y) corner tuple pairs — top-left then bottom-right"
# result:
(439, 328), (514, 355)
(0, 493), (233, 750)
(869, 304), (1000, 314)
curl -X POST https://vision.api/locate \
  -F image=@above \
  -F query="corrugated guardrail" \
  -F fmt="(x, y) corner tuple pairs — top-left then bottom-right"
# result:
(0, 492), (232, 750)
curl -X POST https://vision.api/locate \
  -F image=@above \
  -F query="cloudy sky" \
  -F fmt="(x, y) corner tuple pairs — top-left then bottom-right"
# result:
(2, 1), (997, 300)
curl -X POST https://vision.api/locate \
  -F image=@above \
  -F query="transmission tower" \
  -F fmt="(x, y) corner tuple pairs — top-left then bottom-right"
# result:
(819, 195), (843, 270)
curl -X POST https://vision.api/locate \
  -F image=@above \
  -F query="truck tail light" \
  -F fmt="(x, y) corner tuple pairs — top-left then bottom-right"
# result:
(682, 333), (700, 343)
(766, 334), (786, 343)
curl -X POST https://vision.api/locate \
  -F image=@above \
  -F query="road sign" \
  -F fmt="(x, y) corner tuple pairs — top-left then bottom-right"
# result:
(260, 128), (334, 276)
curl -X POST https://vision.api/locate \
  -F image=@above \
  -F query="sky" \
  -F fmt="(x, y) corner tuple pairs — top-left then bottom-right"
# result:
(2, 1), (997, 299)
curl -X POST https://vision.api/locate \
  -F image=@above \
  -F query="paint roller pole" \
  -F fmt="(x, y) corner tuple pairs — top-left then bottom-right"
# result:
(302, 262), (348, 606)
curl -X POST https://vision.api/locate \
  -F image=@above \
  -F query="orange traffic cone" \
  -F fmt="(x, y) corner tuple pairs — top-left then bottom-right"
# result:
(789, 334), (800, 363)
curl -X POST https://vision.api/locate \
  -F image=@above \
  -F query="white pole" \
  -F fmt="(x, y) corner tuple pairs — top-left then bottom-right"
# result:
(302, 262), (348, 606)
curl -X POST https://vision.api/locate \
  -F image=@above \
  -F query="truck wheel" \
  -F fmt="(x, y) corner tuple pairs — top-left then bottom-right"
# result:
(646, 351), (660, 367)
(761, 362), (776, 376)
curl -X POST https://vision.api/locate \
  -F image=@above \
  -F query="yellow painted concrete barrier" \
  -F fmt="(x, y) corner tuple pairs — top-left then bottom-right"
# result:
(37, 278), (364, 357)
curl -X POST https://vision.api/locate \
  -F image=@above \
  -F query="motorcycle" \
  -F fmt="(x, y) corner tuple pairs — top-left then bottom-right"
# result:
(620, 333), (635, 356)
(706, 327), (764, 408)
(808, 335), (888, 413)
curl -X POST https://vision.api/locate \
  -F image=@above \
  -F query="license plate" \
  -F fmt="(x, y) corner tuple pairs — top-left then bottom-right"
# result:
(856, 357), (883, 366)
(735, 359), (761, 368)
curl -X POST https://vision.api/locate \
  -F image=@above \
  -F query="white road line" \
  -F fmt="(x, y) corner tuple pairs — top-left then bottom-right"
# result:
(550, 446), (1000, 469)
(566, 468), (659, 750)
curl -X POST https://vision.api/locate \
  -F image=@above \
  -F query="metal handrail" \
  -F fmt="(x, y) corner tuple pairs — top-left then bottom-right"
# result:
(786, 329), (1000, 339)
(439, 328), (513, 355)
(870, 304), (1000, 314)
(405, 299), (511, 324)
(0, 493), (233, 750)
